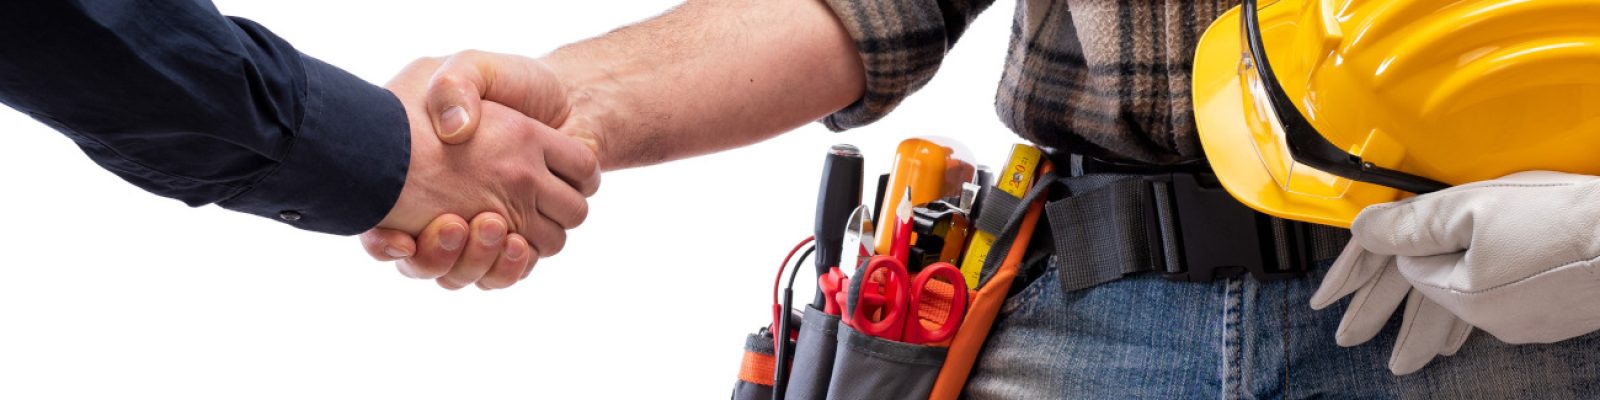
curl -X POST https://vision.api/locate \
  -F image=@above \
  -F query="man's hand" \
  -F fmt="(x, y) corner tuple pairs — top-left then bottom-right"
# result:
(364, 57), (600, 290)
(422, 50), (600, 157)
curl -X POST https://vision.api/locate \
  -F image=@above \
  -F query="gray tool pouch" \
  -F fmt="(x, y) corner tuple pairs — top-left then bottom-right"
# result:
(784, 307), (841, 399)
(824, 325), (947, 400)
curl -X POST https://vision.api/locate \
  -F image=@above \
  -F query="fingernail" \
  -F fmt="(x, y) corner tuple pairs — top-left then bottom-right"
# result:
(384, 246), (411, 259)
(439, 106), (468, 138)
(506, 240), (528, 261)
(439, 223), (467, 251)
(479, 219), (507, 246)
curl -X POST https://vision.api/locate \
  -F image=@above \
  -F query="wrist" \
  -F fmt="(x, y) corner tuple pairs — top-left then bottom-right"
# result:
(374, 104), (442, 234)
(541, 51), (631, 171)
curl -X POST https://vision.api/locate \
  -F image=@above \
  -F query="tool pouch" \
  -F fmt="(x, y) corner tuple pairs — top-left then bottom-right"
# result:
(731, 332), (779, 400)
(925, 166), (1054, 399)
(824, 324), (947, 400)
(782, 307), (840, 399)
(729, 162), (1054, 400)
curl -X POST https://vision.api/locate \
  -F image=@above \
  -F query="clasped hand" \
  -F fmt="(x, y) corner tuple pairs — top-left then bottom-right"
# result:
(362, 52), (600, 290)
(1313, 171), (1600, 374)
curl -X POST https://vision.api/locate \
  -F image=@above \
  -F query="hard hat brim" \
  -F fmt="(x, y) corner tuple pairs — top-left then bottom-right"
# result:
(1192, 4), (1365, 228)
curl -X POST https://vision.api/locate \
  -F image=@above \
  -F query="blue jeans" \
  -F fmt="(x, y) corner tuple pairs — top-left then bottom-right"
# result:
(964, 261), (1600, 399)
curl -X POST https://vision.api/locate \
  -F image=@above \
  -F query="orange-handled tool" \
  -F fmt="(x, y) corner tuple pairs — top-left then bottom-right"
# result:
(874, 138), (955, 255)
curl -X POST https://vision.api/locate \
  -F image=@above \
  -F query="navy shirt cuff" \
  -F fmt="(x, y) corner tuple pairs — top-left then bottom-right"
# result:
(217, 56), (410, 235)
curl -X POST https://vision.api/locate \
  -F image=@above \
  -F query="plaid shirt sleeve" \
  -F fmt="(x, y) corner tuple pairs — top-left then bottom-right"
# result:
(820, 0), (997, 131)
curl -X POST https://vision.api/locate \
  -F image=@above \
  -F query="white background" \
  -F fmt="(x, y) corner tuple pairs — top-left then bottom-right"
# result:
(0, 1), (1023, 398)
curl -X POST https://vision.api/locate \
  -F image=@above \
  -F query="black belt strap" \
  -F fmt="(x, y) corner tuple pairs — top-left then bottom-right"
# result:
(969, 159), (1350, 292)
(1043, 173), (1348, 291)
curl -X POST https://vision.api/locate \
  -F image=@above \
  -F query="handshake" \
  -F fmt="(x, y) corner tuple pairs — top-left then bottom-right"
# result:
(359, 52), (601, 291)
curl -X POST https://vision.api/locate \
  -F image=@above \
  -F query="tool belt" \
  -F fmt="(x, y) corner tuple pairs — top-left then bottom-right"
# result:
(731, 147), (1352, 400)
(974, 153), (1349, 292)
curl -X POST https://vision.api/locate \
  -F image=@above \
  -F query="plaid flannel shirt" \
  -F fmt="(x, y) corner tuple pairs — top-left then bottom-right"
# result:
(822, 0), (1240, 165)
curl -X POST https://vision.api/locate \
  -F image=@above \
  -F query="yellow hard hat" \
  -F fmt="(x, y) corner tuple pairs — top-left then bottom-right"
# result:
(1193, 0), (1600, 228)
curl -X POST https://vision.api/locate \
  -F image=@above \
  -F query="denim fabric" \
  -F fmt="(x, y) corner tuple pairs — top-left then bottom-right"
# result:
(964, 261), (1600, 399)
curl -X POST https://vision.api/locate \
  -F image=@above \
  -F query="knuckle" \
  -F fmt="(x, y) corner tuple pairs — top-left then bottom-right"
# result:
(513, 118), (542, 141)
(509, 167), (538, 187)
(404, 56), (443, 70)
(429, 73), (467, 94)
(451, 49), (487, 61)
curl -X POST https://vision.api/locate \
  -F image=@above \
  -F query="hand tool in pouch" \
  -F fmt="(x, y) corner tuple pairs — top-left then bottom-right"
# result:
(849, 190), (969, 344)
(828, 205), (874, 323)
(910, 200), (971, 270)
(957, 144), (1042, 289)
(840, 204), (875, 278)
(891, 187), (914, 265)
(874, 138), (975, 256)
(812, 144), (864, 308)
(848, 255), (969, 344)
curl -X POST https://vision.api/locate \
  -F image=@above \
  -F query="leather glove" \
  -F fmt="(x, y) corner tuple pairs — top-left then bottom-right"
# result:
(1348, 171), (1600, 345)
(1311, 241), (1473, 375)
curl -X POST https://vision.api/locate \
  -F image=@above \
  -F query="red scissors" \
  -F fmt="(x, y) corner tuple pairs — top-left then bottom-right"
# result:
(847, 255), (968, 344)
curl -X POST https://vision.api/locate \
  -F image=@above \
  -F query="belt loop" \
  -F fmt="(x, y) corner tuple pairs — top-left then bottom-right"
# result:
(1145, 177), (1184, 275)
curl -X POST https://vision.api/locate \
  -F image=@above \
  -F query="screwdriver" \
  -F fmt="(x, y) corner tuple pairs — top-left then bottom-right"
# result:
(812, 144), (863, 309)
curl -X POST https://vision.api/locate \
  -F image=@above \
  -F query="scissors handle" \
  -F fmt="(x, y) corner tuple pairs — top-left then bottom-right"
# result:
(818, 267), (849, 316)
(902, 262), (969, 345)
(850, 256), (911, 340)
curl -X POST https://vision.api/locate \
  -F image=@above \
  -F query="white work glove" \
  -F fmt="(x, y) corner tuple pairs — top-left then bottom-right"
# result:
(1314, 171), (1600, 374)
(1311, 241), (1473, 374)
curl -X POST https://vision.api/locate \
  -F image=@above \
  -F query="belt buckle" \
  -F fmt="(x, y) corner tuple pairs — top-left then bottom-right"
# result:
(1143, 173), (1312, 282)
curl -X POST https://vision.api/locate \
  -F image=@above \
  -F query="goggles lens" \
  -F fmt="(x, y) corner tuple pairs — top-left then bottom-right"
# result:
(1237, 0), (1447, 198)
(1237, 0), (1353, 199)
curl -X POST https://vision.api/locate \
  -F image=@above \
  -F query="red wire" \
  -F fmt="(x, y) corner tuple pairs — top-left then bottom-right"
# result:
(773, 236), (815, 327)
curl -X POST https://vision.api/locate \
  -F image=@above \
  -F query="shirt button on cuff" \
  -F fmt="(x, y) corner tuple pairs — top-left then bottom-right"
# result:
(279, 210), (303, 222)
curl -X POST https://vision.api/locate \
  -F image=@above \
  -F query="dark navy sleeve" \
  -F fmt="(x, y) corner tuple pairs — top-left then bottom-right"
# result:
(0, 0), (410, 235)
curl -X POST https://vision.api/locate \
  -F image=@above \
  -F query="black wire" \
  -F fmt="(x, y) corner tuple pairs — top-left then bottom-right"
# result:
(772, 245), (814, 400)
(786, 246), (815, 291)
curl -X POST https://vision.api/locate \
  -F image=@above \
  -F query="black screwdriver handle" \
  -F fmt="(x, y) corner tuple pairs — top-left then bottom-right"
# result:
(812, 144), (863, 309)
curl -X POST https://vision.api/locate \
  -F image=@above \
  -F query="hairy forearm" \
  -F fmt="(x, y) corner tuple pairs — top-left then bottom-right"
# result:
(543, 0), (864, 170)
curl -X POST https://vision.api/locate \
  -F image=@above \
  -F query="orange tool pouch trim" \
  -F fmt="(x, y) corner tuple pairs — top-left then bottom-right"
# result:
(739, 347), (777, 387)
(928, 165), (1051, 400)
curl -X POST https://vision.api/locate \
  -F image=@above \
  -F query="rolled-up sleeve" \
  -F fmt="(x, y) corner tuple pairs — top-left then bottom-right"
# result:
(820, 0), (996, 131)
(0, 1), (409, 235)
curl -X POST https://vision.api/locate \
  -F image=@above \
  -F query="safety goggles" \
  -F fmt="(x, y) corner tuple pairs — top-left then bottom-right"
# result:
(1239, 0), (1448, 195)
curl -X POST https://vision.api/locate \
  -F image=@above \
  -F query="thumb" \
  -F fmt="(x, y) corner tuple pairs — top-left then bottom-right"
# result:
(425, 50), (571, 145)
(426, 58), (486, 145)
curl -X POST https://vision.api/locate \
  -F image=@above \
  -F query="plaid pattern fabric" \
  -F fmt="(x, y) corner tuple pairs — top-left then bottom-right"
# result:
(822, 0), (1239, 165)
